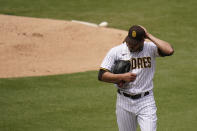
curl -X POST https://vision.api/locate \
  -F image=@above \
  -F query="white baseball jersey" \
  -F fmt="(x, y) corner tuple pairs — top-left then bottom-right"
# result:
(100, 41), (160, 94)
(101, 41), (160, 131)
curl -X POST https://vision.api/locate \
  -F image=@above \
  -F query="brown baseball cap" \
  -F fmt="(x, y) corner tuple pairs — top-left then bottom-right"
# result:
(127, 25), (146, 45)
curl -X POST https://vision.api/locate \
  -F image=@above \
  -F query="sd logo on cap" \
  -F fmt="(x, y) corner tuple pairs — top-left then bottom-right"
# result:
(132, 31), (136, 38)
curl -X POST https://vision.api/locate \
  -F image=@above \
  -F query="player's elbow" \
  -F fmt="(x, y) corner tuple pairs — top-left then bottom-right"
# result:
(167, 44), (175, 56)
(166, 48), (174, 56)
(159, 47), (174, 57)
(98, 72), (102, 81)
(169, 49), (174, 56)
(98, 69), (105, 81)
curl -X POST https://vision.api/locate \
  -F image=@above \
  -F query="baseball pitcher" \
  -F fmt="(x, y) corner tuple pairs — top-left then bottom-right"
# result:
(98, 25), (174, 131)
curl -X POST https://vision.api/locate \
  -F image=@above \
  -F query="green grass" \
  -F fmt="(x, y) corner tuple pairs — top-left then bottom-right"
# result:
(0, 71), (196, 131)
(0, 71), (117, 131)
(0, 0), (197, 130)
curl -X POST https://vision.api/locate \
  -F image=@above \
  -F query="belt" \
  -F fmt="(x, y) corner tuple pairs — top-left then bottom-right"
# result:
(117, 89), (149, 100)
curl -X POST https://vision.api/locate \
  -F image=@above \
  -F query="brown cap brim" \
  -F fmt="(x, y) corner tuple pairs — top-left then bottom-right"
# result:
(126, 35), (138, 45)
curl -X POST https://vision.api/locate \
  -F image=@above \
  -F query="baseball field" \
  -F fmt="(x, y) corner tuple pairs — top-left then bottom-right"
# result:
(0, 0), (197, 131)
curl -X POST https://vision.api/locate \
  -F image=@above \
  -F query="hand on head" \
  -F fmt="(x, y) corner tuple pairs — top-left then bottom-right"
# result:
(138, 25), (150, 39)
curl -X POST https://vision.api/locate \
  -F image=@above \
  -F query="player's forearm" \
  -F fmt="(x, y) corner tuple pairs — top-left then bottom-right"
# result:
(101, 72), (122, 84)
(147, 33), (174, 55)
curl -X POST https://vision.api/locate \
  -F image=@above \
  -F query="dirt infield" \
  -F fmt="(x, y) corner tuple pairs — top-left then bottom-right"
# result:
(0, 15), (127, 78)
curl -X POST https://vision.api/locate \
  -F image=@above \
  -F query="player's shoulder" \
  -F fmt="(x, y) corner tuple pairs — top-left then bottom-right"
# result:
(108, 42), (127, 53)
(144, 40), (155, 46)
(144, 40), (157, 49)
(112, 42), (126, 50)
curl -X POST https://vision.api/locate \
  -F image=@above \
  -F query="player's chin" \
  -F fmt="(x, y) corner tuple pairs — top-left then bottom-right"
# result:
(130, 49), (140, 53)
(129, 48), (137, 52)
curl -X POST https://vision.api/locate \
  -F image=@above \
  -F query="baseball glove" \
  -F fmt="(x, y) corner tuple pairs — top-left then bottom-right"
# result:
(112, 60), (131, 74)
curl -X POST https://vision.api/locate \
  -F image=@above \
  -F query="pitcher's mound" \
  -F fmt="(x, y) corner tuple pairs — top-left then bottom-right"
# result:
(0, 15), (127, 78)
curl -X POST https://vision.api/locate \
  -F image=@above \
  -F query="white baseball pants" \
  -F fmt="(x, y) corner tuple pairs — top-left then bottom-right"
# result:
(116, 91), (157, 131)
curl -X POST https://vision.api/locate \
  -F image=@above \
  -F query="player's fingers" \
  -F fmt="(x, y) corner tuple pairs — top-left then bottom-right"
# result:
(117, 81), (125, 87)
(122, 73), (136, 82)
(130, 73), (137, 77)
(118, 82), (124, 88)
(139, 25), (147, 32)
(130, 77), (136, 82)
(129, 75), (137, 81)
(123, 77), (135, 82)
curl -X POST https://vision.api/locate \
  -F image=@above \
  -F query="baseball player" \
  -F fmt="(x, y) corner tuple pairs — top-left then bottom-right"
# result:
(98, 25), (174, 131)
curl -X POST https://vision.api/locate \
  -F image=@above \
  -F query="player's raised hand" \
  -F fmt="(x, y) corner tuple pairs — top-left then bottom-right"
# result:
(138, 25), (150, 39)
